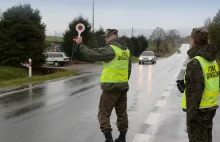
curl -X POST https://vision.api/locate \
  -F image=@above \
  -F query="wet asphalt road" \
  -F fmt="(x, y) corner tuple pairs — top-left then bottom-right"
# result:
(1, 44), (219, 142)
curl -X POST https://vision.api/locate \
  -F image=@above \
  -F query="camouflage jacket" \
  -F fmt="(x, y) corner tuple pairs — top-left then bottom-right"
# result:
(185, 44), (219, 120)
(78, 38), (132, 92)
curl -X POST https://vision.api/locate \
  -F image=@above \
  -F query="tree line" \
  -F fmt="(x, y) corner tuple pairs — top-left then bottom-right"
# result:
(203, 9), (220, 56)
(0, 4), (181, 67)
(62, 15), (149, 61)
(63, 15), (181, 61)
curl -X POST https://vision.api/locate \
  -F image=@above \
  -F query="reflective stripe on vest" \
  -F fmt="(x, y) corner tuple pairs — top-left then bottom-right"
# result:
(181, 56), (219, 109)
(100, 45), (130, 83)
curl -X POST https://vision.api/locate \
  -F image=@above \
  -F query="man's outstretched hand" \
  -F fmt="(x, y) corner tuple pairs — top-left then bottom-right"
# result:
(73, 36), (82, 44)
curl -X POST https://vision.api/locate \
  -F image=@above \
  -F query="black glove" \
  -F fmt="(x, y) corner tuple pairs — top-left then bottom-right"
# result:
(176, 80), (185, 93)
(72, 43), (80, 53)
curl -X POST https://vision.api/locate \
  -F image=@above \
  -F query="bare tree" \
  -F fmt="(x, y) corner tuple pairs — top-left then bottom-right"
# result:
(166, 29), (180, 48)
(204, 17), (212, 29)
(150, 27), (166, 52)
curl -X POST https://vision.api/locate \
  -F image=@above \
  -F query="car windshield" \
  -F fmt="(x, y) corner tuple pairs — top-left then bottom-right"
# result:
(141, 52), (154, 56)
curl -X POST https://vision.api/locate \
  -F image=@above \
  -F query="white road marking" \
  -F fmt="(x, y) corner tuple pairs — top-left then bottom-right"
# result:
(166, 86), (173, 90)
(0, 73), (96, 98)
(173, 62), (185, 81)
(0, 86), (43, 98)
(144, 112), (160, 125)
(161, 92), (170, 97)
(155, 100), (167, 108)
(134, 50), (190, 142)
(169, 82), (176, 85)
(173, 72), (179, 80)
(132, 134), (151, 142)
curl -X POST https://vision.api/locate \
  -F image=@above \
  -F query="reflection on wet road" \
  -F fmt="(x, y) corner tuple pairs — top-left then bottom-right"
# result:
(0, 45), (190, 142)
(0, 74), (100, 121)
(147, 65), (152, 94)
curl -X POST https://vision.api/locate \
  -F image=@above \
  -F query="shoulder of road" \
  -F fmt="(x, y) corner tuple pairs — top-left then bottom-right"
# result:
(0, 49), (177, 94)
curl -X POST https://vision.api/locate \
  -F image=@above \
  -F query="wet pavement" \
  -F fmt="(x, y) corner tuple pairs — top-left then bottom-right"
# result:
(0, 44), (219, 142)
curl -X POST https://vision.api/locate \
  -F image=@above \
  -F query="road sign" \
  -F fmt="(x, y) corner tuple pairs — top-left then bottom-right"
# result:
(21, 63), (29, 68)
(20, 58), (32, 77)
(76, 23), (85, 37)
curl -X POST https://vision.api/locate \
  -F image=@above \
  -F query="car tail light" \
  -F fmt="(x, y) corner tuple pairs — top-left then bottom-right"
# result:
(64, 58), (69, 60)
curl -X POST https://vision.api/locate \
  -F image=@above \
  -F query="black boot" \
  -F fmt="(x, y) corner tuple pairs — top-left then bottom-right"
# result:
(104, 132), (114, 142)
(115, 132), (126, 142)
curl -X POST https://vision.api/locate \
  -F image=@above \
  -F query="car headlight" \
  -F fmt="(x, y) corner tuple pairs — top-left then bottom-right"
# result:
(148, 58), (152, 60)
(139, 57), (143, 60)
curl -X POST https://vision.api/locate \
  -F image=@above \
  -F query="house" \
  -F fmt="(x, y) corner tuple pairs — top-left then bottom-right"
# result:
(45, 36), (64, 52)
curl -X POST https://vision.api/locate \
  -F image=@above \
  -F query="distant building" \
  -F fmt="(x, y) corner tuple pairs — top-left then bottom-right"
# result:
(45, 36), (64, 52)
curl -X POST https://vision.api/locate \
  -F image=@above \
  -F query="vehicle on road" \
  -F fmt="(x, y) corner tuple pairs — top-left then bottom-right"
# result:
(44, 52), (70, 67)
(139, 51), (156, 65)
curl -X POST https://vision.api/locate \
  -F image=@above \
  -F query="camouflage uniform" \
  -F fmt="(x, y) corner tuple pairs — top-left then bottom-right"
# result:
(76, 29), (131, 138)
(184, 28), (218, 142)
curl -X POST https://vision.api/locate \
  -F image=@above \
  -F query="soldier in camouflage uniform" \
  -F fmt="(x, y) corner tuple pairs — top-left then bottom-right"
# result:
(181, 28), (219, 142)
(74, 29), (131, 142)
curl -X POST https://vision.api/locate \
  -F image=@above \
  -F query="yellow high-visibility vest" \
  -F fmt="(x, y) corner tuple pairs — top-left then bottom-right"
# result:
(181, 56), (219, 109)
(100, 45), (130, 83)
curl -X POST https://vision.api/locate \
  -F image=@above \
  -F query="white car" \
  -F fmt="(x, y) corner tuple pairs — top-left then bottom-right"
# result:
(177, 49), (181, 54)
(44, 52), (70, 66)
(139, 51), (157, 65)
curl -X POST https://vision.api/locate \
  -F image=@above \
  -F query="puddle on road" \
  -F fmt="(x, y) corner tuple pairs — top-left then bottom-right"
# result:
(4, 102), (45, 119)
(69, 82), (100, 97)
(0, 87), (46, 108)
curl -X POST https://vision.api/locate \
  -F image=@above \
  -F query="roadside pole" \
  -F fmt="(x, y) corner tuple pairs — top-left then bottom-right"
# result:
(29, 58), (32, 77)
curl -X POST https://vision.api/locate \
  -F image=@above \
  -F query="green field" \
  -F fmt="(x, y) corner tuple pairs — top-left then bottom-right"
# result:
(46, 36), (64, 42)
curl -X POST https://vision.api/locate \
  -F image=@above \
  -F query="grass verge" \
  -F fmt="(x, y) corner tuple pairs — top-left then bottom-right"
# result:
(132, 56), (139, 63)
(147, 41), (182, 58)
(0, 69), (79, 88)
(161, 44), (181, 58)
(0, 66), (28, 81)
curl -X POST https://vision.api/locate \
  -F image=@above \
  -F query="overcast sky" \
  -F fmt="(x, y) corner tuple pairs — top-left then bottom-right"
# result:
(1, 0), (220, 37)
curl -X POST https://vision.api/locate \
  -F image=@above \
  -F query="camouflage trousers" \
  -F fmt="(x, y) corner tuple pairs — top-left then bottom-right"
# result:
(98, 90), (128, 133)
(187, 109), (216, 142)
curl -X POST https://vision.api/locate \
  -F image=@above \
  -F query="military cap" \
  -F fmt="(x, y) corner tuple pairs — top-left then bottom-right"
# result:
(102, 29), (118, 37)
(191, 28), (209, 41)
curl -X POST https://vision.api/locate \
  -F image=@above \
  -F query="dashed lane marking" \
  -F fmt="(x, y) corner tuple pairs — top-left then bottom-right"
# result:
(155, 100), (167, 108)
(132, 134), (151, 142)
(165, 85), (173, 90)
(144, 112), (160, 125)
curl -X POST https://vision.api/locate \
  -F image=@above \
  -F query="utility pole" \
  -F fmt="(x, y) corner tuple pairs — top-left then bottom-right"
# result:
(0, 9), (2, 21)
(131, 27), (134, 37)
(92, 0), (95, 33)
(54, 31), (57, 51)
(55, 31), (57, 42)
